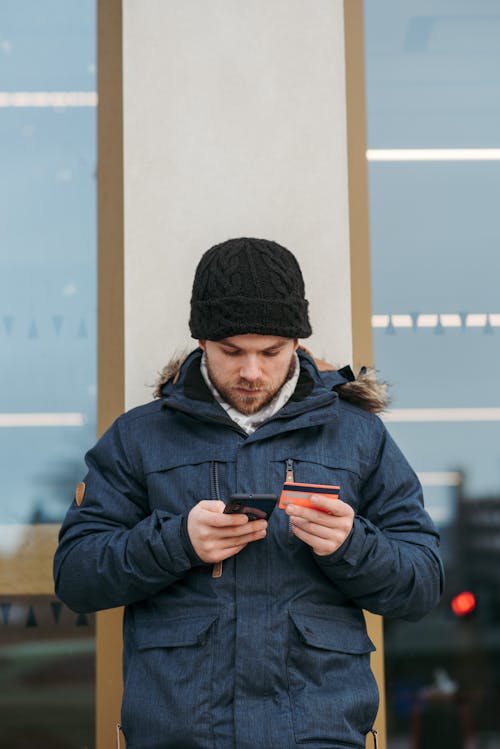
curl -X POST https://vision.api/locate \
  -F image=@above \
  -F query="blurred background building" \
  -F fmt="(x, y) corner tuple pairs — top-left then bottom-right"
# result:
(366, 2), (500, 746)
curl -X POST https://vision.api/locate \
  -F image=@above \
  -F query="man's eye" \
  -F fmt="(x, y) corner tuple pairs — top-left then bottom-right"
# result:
(222, 349), (240, 357)
(263, 350), (280, 357)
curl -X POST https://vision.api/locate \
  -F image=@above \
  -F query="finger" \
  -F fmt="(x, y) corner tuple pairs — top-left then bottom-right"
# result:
(218, 519), (268, 537)
(196, 501), (258, 526)
(290, 517), (339, 540)
(218, 525), (267, 543)
(307, 495), (353, 516)
(196, 500), (226, 513)
(290, 524), (320, 547)
(210, 529), (267, 558)
(216, 543), (248, 560)
(204, 510), (250, 528)
(285, 503), (340, 526)
(285, 497), (352, 519)
(290, 524), (338, 555)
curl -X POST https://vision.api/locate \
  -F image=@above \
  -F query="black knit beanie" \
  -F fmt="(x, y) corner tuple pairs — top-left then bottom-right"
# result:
(189, 237), (312, 340)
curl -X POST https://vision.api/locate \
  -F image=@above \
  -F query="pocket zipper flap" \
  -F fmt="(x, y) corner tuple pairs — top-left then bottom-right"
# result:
(144, 452), (233, 474)
(289, 611), (375, 654)
(135, 615), (218, 649)
(271, 453), (360, 475)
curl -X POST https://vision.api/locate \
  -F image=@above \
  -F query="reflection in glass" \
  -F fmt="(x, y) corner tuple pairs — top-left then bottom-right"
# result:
(365, 1), (500, 746)
(0, 3), (97, 747)
(0, 2), (97, 525)
(0, 596), (95, 749)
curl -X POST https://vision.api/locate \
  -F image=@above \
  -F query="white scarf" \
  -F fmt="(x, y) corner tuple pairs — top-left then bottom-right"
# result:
(200, 352), (300, 434)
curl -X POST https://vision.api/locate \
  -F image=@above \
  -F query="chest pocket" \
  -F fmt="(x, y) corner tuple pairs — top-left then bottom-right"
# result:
(143, 453), (235, 515)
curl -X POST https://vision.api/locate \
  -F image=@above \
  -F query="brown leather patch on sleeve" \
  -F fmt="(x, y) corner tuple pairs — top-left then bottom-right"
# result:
(75, 482), (86, 506)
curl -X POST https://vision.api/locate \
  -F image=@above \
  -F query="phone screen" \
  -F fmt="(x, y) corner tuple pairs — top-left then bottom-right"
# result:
(224, 493), (277, 521)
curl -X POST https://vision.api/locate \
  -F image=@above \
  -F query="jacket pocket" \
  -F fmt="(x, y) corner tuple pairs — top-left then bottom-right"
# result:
(287, 610), (378, 747)
(122, 614), (218, 749)
(145, 454), (234, 516)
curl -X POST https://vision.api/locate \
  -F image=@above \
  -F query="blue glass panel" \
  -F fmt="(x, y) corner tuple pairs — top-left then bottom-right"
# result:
(0, 2), (96, 525)
(0, 2), (96, 742)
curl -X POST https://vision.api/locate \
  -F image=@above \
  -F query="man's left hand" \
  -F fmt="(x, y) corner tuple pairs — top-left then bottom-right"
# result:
(284, 495), (354, 556)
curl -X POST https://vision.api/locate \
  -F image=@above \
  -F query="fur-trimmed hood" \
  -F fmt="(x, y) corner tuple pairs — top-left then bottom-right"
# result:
(153, 347), (389, 414)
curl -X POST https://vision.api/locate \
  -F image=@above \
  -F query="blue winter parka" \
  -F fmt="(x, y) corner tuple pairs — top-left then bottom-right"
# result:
(54, 349), (443, 749)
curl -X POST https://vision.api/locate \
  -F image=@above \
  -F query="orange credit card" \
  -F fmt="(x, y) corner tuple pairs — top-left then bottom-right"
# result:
(279, 482), (340, 513)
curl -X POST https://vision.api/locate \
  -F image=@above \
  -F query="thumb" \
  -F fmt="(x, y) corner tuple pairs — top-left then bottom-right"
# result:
(197, 500), (226, 513)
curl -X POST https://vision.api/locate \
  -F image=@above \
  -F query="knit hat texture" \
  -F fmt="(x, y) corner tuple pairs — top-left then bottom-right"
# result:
(189, 237), (312, 340)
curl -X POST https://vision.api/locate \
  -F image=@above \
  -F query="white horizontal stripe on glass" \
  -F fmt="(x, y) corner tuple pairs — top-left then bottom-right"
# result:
(417, 314), (439, 328)
(383, 408), (500, 423)
(372, 315), (391, 328)
(466, 314), (488, 327)
(391, 314), (413, 328)
(0, 92), (97, 107)
(439, 314), (462, 327)
(372, 313), (500, 329)
(367, 148), (500, 162)
(417, 472), (462, 487)
(0, 413), (85, 427)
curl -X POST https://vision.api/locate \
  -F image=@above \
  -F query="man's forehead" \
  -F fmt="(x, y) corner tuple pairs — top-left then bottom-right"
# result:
(216, 334), (293, 350)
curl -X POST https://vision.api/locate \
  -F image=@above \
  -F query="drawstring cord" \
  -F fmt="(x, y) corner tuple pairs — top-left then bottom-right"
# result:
(116, 723), (124, 749)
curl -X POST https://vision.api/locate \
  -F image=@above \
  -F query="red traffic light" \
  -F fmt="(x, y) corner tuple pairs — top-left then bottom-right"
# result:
(451, 591), (476, 617)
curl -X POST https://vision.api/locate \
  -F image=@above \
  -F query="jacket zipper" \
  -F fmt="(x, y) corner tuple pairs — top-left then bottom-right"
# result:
(210, 460), (221, 503)
(286, 459), (294, 543)
(210, 462), (223, 579)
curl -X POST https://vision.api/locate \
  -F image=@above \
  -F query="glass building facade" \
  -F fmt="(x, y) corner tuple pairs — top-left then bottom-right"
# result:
(0, 2), (97, 747)
(365, 2), (500, 746)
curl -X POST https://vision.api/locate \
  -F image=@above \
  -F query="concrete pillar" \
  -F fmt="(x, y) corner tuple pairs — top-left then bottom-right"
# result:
(98, 2), (383, 747)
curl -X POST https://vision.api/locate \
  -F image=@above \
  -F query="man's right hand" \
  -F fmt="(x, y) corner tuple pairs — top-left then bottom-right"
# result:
(187, 500), (268, 563)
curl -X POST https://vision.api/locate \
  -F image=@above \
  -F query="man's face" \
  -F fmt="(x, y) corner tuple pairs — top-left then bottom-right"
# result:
(200, 334), (299, 415)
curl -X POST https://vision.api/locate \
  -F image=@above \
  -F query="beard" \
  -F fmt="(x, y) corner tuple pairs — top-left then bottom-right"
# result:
(205, 355), (296, 415)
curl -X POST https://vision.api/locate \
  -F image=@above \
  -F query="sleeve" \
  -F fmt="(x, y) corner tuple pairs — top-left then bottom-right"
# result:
(53, 416), (203, 613)
(314, 424), (444, 621)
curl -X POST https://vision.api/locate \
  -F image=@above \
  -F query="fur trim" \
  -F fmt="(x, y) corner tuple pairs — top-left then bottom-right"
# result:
(297, 346), (389, 413)
(153, 350), (390, 413)
(153, 350), (190, 398)
(333, 367), (390, 414)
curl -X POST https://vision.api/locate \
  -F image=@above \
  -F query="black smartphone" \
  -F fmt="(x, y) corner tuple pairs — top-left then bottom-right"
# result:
(223, 493), (277, 521)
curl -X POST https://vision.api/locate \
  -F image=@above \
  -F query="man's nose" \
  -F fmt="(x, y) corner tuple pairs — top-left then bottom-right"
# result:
(239, 357), (262, 381)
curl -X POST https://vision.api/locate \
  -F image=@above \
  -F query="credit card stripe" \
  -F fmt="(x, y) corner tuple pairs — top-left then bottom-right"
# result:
(283, 484), (339, 495)
(282, 491), (338, 501)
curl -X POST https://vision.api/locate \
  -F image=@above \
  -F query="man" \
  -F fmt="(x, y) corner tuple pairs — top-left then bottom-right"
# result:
(54, 237), (443, 749)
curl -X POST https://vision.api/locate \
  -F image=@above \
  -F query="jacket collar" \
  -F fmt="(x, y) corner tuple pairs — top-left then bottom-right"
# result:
(160, 348), (343, 438)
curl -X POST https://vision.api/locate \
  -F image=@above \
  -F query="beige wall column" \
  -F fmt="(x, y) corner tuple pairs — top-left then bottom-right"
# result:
(122, 0), (354, 406)
(344, 2), (386, 746)
(98, 2), (384, 747)
(97, 0), (125, 747)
